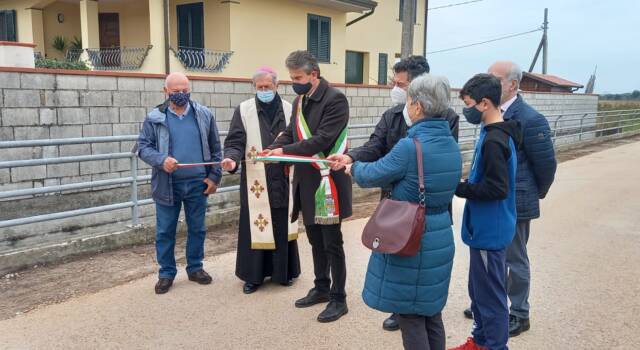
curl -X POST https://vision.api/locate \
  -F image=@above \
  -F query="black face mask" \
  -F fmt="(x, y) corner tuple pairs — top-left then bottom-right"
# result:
(292, 82), (313, 95)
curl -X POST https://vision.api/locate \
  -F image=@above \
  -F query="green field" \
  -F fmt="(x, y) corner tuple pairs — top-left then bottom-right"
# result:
(597, 100), (640, 133)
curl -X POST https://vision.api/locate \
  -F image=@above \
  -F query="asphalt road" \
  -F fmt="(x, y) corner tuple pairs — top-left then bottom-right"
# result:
(1, 141), (639, 350)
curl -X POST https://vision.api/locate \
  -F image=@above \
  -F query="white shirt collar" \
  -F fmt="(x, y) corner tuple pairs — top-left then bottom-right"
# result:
(500, 94), (518, 113)
(168, 103), (191, 119)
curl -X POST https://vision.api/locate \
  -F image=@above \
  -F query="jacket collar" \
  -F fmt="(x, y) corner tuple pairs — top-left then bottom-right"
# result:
(502, 94), (523, 121)
(407, 117), (449, 137)
(150, 100), (200, 125)
(307, 77), (329, 102)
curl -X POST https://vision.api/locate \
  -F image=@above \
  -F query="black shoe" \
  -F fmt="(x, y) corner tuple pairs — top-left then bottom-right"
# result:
(463, 307), (473, 320)
(243, 282), (260, 294)
(295, 288), (330, 308)
(382, 313), (400, 331)
(509, 315), (531, 337)
(280, 279), (294, 287)
(317, 301), (348, 323)
(155, 278), (173, 294)
(188, 270), (212, 285)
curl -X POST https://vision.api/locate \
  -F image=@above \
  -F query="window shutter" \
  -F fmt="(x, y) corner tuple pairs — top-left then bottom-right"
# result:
(318, 17), (331, 62)
(307, 15), (319, 59)
(307, 14), (331, 63)
(0, 10), (17, 42)
(378, 53), (388, 85)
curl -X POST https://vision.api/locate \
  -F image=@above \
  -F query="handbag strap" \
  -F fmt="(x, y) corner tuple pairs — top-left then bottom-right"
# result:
(412, 138), (426, 207)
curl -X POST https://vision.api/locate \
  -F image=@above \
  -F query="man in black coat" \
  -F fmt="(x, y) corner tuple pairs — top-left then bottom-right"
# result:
(329, 55), (460, 331)
(221, 67), (301, 295)
(264, 50), (352, 323)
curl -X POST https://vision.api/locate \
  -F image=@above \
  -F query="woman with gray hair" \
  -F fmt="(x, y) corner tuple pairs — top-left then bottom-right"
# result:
(344, 74), (462, 350)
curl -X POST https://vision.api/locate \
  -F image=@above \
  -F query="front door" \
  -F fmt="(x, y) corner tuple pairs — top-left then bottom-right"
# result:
(98, 13), (120, 67)
(177, 2), (204, 68)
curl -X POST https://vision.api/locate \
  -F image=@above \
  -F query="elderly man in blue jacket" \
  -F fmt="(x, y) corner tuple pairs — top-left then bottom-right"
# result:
(462, 61), (557, 337)
(137, 72), (222, 294)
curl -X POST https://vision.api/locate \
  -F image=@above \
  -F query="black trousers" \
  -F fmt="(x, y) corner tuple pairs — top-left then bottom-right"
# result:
(305, 223), (347, 302)
(397, 313), (446, 350)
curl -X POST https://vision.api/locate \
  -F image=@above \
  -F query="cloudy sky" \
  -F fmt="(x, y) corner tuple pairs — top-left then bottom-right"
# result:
(424, 0), (639, 93)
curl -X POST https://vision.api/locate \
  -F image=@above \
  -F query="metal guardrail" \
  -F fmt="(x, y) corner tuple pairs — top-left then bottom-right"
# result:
(171, 47), (233, 73)
(1, 109), (639, 229)
(85, 46), (153, 70)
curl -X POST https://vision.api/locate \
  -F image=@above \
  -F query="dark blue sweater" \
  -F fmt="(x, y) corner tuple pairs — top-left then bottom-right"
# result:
(166, 107), (206, 182)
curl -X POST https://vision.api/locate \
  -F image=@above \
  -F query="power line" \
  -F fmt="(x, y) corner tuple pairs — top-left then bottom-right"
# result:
(427, 28), (542, 54)
(429, 0), (484, 11)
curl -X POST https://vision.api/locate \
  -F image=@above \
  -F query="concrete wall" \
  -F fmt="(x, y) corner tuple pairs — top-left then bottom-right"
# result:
(0, 69), (599, 272)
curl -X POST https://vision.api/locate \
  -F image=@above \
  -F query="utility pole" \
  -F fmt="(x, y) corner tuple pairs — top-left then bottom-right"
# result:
(401, 0), (416, 58)
(529, 8), (549, 74)
(423, 0), (429, 57)
(542, 8), (548, 74)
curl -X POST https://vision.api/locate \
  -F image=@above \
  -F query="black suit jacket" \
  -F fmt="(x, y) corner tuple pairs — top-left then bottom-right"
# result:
(270, 78), (352, 226)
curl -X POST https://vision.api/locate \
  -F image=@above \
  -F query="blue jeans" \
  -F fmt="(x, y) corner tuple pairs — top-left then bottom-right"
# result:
(155, 179), (208, 279)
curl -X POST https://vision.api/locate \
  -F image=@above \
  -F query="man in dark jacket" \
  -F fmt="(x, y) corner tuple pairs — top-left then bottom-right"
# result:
(137, 72), (222, 295)
(264, 50), (352, 323)
(460, 61), (556, 337)
(329, 55), (460, 331)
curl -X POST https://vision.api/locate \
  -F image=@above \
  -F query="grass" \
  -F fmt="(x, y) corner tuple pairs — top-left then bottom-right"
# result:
(597, 100), (640, 133)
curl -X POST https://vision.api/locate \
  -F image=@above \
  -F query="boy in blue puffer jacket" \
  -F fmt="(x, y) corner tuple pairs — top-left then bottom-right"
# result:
(449, 74), (522, 350)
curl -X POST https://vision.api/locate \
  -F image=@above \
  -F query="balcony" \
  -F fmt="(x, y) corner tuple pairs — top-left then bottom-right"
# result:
(171, 47), (233, 73)
(84, 46), (153, 71)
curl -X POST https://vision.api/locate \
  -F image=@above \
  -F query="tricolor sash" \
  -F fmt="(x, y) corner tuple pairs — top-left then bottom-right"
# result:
(294, 97), (348, 225)
(240, 99), (298, 249)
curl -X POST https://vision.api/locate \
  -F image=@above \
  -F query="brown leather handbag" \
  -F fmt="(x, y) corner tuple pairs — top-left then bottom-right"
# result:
(361, 138), (426, 257)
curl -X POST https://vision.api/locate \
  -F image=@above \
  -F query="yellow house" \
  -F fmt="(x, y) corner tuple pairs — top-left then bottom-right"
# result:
(0, 0), (426, 84)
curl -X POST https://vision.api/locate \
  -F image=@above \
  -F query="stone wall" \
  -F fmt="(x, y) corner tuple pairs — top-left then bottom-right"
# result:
(0, 69), (599, 272)
(0, 70), (599, 195)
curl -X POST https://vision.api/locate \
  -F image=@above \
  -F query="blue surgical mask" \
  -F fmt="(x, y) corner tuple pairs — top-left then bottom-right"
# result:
(169, 92), (190, 107)
(257, 90), (276, 103)
(462, 106), (483, 125)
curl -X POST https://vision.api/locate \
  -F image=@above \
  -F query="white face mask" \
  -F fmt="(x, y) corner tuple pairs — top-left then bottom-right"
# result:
(390, 86), (407, 105)
(403, 104), (413, 127)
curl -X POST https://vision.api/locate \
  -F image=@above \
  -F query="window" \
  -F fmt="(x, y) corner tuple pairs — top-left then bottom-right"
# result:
(0, 10), (17, 42)
(398, 0), (417, 23)
(308, 14), (331, 63)
(378, 53), (388, 85)
(345, 51), (364, 84)
(177, 2), (204, 49)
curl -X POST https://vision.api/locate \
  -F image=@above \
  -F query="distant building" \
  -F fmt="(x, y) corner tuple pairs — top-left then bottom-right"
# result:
(520, 72), (584, 93)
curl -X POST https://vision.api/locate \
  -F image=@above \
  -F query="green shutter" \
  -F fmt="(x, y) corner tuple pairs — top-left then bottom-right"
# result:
(307, 14), (331, 63)
(378, 53), (388, 85)
(318, 17), (331, 62)
(345, 51), (364, 84)
(307, 15), (319, 58)
(0, 10), (17, 42)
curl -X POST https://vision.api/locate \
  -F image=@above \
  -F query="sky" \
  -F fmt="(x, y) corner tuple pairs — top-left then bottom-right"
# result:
(424, 0), (640, 93)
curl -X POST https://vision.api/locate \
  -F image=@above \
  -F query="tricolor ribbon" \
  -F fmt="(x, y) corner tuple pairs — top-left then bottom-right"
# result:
(293, 97), (348, 225)
(254, 154), (335, 164)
